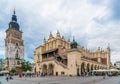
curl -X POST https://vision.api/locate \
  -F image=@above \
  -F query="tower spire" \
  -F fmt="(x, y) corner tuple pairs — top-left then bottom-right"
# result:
(44, 36), (46, 43)
(73, 36), (75, 41)
(9, 9), (20, 30)
(11, 8), (17, 22)
(13, 8), (16, 15)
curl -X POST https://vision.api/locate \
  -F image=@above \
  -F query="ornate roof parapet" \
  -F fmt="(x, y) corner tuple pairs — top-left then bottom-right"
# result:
(106, 43), (110, 53)
(107, 43), (110, 50)
(62, 36), (65, 40)
(96, 47), (102, 53)
(56, 30), (61, 38)
(98, 47), (100, 51)
(49, 32), (53, 39)
(44, 37), (46, 43)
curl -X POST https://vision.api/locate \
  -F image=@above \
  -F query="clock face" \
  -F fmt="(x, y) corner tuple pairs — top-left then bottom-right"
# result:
(14, 31), (19, 38)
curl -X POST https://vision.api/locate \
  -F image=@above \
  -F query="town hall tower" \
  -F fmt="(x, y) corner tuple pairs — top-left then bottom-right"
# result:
(5, 9), (24, 70)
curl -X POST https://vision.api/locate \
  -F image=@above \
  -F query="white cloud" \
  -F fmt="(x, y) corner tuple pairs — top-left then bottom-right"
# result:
(0, 30), (5, 57)
(0, 49), (4, 56)
(0, 30), (5, 47)
(0, 0), (120, 63)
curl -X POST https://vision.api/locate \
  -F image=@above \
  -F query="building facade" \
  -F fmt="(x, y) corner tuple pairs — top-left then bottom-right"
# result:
(34, 31), (111, 76)
(5, 10), (24, 70)
(114, 61), (120, 68)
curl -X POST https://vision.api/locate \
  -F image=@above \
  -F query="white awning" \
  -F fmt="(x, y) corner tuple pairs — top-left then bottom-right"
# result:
(93, 69), (120, 72)
(109, 69), (119, 72)
(0, 70), (9, 73)
(22, 70), (34, 74)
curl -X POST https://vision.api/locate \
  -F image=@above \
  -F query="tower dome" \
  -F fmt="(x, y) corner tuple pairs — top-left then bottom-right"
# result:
(9, 9), (20, 31)
(71, 36), (78, 49)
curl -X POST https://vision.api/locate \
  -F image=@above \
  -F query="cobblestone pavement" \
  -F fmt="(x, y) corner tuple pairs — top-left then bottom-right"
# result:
(0, 76), (120, 84)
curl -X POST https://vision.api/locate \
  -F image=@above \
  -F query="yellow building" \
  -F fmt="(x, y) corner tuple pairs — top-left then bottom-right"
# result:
(34, 31), (111, 76)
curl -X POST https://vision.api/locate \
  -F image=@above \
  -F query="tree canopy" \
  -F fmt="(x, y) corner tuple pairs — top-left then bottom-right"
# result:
(20, 61), (32, 72)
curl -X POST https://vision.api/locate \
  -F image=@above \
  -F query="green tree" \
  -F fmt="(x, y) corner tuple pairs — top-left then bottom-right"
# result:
(10, 69), (16, 73)
(20, 61), (32, 72)
(117, 68), (120, 70)
(0, 68), (2, 71)
(0, 59), (5, 70)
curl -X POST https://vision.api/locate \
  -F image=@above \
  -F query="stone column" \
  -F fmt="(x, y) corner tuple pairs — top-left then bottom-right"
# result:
(106, 47), (110, 69)
(97, 47), (101, 63)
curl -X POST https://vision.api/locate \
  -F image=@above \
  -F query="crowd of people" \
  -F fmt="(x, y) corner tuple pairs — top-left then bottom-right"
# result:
(0, 71), (119, 82)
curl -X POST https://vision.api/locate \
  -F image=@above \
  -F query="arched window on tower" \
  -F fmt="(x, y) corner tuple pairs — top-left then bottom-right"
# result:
(16, 43), (19, 46)
(15, 50), (19, 59)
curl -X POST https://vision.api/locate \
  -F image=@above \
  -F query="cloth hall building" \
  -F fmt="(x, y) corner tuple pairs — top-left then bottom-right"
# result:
(34, 31), (111, 76)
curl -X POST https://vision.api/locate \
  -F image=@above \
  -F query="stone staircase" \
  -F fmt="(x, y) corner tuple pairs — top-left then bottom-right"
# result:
(54, 59), (68, 68)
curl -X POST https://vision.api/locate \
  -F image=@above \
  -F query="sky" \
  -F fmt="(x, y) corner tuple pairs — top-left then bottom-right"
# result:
(0, 0), (120, 63)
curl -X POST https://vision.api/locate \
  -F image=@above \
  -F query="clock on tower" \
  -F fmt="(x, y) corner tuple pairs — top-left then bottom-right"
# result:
(14, 31), (19, 38)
